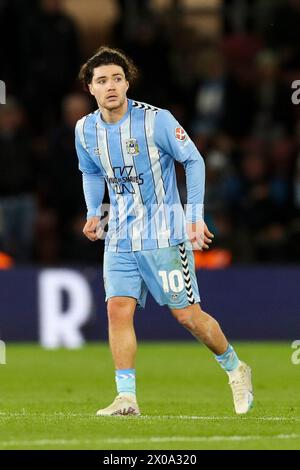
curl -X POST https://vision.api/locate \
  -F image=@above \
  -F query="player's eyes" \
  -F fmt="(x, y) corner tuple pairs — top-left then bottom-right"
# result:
(95, 77), (122, 84)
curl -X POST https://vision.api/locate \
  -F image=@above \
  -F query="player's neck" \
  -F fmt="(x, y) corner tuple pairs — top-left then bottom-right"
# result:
(100, 99), (128, 124)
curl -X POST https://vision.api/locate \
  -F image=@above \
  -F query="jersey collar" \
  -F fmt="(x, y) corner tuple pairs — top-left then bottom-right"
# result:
(98, 99), (132, 128)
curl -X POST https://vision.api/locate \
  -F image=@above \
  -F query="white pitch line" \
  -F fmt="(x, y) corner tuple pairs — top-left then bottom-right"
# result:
(0, 439), (80, 447)
(0, 413), (299, 422)
(143, 415), (300, 422)
(0, 412), (299, 422)
(104, 434), (300, 444)
(0, 434), (299, 448)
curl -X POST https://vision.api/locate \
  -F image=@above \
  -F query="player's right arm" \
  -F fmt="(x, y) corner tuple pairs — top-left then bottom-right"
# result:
(75, 119), (105, 242)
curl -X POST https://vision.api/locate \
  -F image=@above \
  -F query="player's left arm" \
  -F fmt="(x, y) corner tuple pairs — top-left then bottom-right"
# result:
(154, 110), (214, 250)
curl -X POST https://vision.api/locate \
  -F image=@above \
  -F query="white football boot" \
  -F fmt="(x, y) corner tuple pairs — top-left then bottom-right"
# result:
(227, 362), (254, 414)
(96, 394), (140, 416)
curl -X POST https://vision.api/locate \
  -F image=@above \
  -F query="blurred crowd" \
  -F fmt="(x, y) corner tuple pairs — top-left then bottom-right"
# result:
(1, 0), (300, 265)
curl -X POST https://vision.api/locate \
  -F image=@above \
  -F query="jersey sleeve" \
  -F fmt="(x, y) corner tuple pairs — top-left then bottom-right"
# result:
(154, 109), (205, 223)
(75, 119), (102, 175)
(154, 109), (198, 163)
(75, 118), (105, 219)
(82, 173), (105, 219)
(183, 157), (205, 222)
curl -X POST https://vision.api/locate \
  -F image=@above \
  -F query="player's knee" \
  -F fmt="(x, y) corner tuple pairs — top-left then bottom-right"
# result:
(175, 311), (194, 330)
(107, 298), (129, 316)
(173, 304), (201, 325)
(107, 298), (134, 324)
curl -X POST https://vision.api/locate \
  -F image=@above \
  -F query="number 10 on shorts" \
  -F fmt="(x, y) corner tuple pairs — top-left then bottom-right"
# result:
(158, 270), (184, 293)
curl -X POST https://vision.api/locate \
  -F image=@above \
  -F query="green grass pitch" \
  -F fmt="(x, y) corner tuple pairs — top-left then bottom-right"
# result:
(0, 342), (299, 450)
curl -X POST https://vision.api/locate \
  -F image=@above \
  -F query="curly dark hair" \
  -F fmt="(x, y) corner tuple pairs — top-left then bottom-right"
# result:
(79, 46), (139, 90)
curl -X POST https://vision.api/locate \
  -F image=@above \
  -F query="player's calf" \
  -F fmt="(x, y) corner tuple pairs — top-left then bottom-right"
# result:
(171, 304), (228, 355)
(171, 305), (254, 414)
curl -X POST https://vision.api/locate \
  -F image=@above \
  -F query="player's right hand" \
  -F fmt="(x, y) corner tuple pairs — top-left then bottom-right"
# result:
(82, 216), (102, 242)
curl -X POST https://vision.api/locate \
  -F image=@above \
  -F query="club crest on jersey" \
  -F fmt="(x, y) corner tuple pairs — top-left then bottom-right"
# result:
(94, 147), (101, 156)
(126, 138), (139, 156)
(175, 127), (187, 141)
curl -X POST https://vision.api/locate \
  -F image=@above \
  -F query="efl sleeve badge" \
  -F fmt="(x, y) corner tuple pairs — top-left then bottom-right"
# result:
(175, 127), (187, 141)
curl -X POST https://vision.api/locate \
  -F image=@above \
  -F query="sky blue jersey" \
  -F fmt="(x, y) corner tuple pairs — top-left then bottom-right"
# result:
(75, 99), (205, 252)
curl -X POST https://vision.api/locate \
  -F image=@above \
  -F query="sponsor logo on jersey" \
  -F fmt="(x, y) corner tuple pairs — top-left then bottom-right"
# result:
(175, 127), (187, 141)
(108, 166), (144, 194)
(126, 138), (139, 156)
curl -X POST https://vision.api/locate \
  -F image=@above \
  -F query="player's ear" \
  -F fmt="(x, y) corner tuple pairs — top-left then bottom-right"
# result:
(88, 83), (95, 96)
(126, 81), (129, 92)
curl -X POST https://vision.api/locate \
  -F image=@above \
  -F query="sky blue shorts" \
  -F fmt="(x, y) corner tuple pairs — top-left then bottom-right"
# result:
(103, 241), (200, 309)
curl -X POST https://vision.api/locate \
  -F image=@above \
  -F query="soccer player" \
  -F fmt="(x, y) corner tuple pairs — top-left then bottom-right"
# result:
(75, 46), (253, 416)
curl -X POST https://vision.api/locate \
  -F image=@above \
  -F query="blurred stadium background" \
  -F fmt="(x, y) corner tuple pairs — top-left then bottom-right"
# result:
(0, 0), (300, 451)
(0, 0), (299, 344)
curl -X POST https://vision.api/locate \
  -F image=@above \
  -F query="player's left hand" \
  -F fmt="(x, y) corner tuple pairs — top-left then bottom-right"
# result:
(186, 221), (214, 250)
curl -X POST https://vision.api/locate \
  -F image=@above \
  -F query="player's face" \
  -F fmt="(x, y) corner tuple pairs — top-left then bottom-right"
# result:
(89, 64), (129, 111)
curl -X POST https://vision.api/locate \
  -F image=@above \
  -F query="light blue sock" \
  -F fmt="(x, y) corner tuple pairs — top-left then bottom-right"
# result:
(215, 344), (240, 372)
(115, 369), (136, 395)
